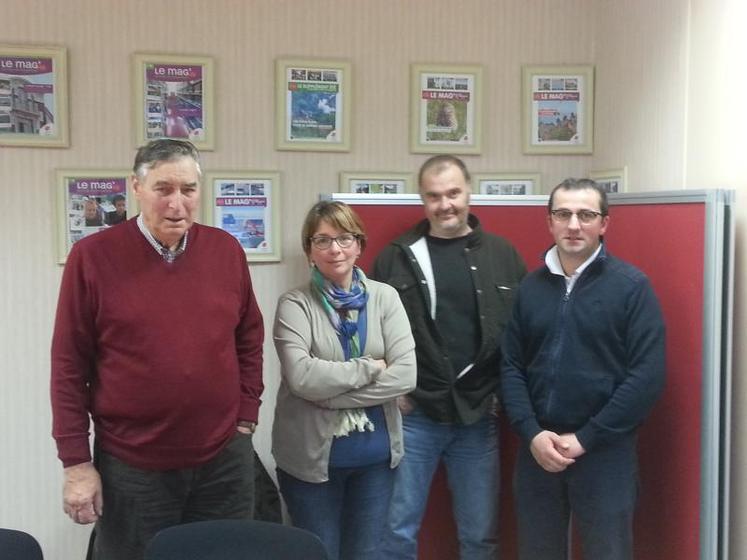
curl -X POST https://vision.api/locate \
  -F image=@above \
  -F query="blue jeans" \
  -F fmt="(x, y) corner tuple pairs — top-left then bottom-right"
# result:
(380, 409), (499, 560)
(277, 461), (394, 560)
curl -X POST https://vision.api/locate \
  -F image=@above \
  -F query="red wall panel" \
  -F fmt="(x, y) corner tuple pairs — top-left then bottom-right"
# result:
(351, 201), (705, 560)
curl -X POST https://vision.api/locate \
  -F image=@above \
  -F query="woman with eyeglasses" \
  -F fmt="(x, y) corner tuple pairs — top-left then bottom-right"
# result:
(272, 200), (416, 560)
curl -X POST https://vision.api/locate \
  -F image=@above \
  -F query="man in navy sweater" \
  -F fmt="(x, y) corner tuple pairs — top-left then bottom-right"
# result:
(51, 139), (264, 560)
(501, 178), (666, 560)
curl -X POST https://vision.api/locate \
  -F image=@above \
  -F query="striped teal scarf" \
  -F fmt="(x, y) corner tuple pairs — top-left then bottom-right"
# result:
(311, 265), (374, 436)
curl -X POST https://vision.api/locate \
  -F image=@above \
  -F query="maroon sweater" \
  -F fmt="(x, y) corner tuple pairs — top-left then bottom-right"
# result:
(51, 219), (264, 470)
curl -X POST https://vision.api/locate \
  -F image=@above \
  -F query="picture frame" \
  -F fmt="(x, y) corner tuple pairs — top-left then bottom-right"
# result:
(472, 172), (540, 195)
(203, 170), (281, 262)
(132, 53), (214, 150)
(522, 65), (594, 155)
(0, 44), (69, 148)
(339, 172), (415, 194)
(275, 58), (351, 152)
(590, 166), (628, 193)
(410, 63), (482, 154)
(55, 169), (136, 263)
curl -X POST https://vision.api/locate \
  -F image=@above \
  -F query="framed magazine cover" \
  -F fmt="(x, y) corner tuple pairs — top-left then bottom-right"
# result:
(410, 63), (482, 154)
(472, 172), (540, 195)
(203, 170), (282, 262)
(55, 169), (135, 263)
(0, 44), (69, 147)
(133, 53), (214, 150)
(275, 58), (351, 151)
(522, 65), (594, 154)
(590, 166), (627, 193)
(339, 172), (415, 194)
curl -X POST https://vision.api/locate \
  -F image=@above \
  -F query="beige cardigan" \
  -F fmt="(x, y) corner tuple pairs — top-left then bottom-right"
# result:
(272, 279), (417, 483)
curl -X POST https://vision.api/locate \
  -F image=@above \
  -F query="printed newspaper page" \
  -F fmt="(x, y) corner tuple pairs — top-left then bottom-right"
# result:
(0, 55), (57, 137)
(530, 74), (585, 146)
(65, 176), (129, 251)
(212, 179), (274, 255)
(143, 62), (205, 141)
(284, 65), (343, 144)
(418, 71), (476, 146)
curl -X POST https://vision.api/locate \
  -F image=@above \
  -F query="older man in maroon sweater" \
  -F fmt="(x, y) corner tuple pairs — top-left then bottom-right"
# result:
(51, 139), (264, 560)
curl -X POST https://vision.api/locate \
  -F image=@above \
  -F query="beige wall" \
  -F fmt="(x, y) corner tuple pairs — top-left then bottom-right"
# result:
(1, 0), (744, 558)
(685, 0), (747, 557)
(592, 0), (690, 189)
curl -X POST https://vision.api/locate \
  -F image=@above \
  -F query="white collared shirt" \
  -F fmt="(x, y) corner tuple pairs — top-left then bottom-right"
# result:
(545, 244), (602, 294)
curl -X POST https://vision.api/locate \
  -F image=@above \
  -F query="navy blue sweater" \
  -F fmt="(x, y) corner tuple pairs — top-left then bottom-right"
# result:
(500, 246), (666, 452)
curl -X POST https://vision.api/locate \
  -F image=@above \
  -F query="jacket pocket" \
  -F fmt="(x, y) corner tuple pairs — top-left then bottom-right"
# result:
(390, 276), (427, 332)
(494, 282), (519, 329)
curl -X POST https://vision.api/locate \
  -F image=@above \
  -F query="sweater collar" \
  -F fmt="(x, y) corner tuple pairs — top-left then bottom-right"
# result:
(542, 242), (608, 275)
(136, 214), (189, 262)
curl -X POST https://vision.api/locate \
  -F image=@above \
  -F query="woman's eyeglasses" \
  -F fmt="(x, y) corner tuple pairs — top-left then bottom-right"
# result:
(310, 234), (359, 250)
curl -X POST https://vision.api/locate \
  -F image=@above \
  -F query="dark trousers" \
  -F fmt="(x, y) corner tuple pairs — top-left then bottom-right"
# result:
(92, 432), (255, 560)
(514, 432), (639, 560)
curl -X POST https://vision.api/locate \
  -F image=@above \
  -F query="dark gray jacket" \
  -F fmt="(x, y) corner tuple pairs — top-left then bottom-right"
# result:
(370, 214), (526, 424)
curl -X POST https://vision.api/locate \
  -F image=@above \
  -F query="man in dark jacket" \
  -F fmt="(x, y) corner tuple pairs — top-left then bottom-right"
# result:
(371, 155), (526, 560)
(501, 178), (666, 560)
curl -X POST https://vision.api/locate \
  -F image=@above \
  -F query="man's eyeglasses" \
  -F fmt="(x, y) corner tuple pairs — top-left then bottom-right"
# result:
(550, 209), (604, 225)
(310, 233), (359, 250)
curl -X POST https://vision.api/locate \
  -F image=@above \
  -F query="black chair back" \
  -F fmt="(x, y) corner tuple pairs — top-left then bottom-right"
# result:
(144, 519), (328, 560)
(0, 528), (43, 560)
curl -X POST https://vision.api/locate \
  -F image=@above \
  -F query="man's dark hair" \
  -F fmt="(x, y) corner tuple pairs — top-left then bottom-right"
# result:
(133, 139), (201, 180)
(418, 155), (471, 189)
(112, 194), (126, 204)
(548, 178), (609, 216)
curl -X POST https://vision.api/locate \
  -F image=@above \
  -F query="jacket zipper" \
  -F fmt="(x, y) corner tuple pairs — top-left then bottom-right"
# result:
(545, 278), (572, 419)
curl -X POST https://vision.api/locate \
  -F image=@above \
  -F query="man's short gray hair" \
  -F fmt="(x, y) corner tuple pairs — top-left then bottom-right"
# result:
(417, 155), (471, 189)
(133, 139), (202, 180)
